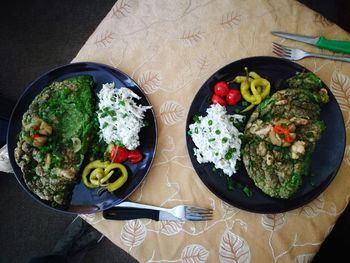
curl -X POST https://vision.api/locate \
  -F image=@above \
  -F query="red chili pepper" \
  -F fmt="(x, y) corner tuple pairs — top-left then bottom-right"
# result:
(31, 133), (40, 140)
(109, 145), (129, 163)
(128, 150), (143, 164)
(273, 125), (294, 143)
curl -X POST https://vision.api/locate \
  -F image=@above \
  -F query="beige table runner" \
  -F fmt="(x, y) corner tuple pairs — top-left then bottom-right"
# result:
(74, 0), (350, 262)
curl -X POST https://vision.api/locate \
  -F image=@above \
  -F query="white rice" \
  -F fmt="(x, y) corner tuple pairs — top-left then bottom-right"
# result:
(188, 104), (244, 176)
(97, 82), (151, 150)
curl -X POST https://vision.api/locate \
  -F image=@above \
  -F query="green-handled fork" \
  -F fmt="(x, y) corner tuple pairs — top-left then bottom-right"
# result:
(272, 42), (350, 63)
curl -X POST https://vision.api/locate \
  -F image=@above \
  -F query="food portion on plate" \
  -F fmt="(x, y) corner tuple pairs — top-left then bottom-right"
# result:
(97, 83), (151, 150)
(188, 69), (275, 197)
(80, 83), (151, 193)
(188, 69), (271, 179)
(188, 104), (245, 176)
(243, 72), (329, 198)
(232, 68), (271, 113)
(188, 65), (330, 200)
(14, 75), (152, 207)
(14, 76), (95, 205)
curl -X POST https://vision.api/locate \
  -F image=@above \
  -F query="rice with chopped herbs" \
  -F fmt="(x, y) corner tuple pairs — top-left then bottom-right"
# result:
(97, 83), (151, 150)
(188, 104), (244, 176)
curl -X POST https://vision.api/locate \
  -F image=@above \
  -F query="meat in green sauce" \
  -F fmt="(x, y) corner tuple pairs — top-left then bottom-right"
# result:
(14, 76), (95, 206)
(242, 72), (328, 198)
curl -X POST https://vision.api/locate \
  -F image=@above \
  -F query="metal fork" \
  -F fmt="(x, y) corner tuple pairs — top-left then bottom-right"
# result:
(272, 42), (350, 63)
(102, 201), (214, 221)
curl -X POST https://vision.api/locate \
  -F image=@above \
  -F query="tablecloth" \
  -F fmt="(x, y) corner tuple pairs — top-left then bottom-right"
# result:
(74, 0), (350, 262)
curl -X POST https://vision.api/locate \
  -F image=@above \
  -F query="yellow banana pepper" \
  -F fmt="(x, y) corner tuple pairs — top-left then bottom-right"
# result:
(105, 163), (128, 192)
(100, 171), (114, 184)
(249, 71), (261, 79)
(234, 69), (271, 112)
(240, 80), (257, 103)
(82, 160), (110, 188)
(82, 160), (129, 192)
(89, 168), (105, 186)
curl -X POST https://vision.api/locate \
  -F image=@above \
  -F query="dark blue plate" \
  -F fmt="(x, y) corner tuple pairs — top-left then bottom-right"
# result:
(7, 62), (157, 214)
(186, 56), (346, 213)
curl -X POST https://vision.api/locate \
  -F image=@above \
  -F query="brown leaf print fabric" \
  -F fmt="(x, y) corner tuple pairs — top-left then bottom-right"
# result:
(74, 0), (350, 262)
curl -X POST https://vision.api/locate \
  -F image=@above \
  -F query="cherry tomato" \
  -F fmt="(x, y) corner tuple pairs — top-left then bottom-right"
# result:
(214, 81), (229, 97)
(128, 150), (143, 164)
(225, 89), (241, 106)
(110, 145), (129, 163)
(211, 94), (226, 106)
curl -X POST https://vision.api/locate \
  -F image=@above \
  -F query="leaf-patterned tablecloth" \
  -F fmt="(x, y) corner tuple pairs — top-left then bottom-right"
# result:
(75, 0), (350, 262)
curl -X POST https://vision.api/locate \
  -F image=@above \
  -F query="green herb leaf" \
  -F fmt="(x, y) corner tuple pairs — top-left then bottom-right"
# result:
(241, 100), (249, 107)
(243, 186), (252, 197)
(193, 114), (200, 123)
(143, 120), (149, 127)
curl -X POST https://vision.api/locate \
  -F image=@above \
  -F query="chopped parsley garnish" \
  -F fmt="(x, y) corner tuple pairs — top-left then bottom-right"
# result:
(193, 114), (200, 123)
(243, 186), (252, 197)
(143, 120), (149, 127)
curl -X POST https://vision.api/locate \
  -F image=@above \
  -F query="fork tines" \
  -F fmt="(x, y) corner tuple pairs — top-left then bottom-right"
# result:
(272, 42), (291, 58)
(185, 206), (214, 221)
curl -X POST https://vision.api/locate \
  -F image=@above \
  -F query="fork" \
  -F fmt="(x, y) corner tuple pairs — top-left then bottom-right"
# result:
(272, 42), (350, 63)
(102, 201), (214, 221)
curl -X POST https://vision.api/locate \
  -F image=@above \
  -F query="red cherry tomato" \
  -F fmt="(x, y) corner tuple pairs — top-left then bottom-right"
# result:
(225, 89), (241, 106)
(110, 145), (129, 163)
(128, 150), (143, 164)
(214, 81), (229, 97)
(211, 94), (226, 106)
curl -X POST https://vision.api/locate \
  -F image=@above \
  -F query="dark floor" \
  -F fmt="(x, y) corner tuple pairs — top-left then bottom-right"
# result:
(0, 1), (137, 262)
(0, 1), (349, 262)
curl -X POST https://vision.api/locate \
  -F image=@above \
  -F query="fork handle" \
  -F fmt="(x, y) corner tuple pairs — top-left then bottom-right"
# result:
(103, 207), (160, 221)
(307, 52), (350, 63)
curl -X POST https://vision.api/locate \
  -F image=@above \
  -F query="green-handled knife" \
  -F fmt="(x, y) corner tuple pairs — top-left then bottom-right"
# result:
(271, 31), (350, 54)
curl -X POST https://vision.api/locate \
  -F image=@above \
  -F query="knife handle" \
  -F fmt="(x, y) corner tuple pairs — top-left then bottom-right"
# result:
(317, 36), (350, 54)
(102, 207), (160, 221)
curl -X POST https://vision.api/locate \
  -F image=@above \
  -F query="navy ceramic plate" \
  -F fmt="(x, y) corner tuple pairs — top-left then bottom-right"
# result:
(186, 56), (345, 213)
(7, 62), (157, 214)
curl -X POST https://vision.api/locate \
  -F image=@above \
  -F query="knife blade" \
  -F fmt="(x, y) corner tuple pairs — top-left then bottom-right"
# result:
(271, 31), (350, 54)
(102, 207), (180, 221)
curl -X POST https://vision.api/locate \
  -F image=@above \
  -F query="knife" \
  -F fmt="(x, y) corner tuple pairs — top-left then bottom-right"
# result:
(271, 31), (350, 54)
(102, 207), (180, 221)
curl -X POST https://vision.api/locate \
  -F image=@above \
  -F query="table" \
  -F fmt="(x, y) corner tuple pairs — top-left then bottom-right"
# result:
(71, 0), (350, 262)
